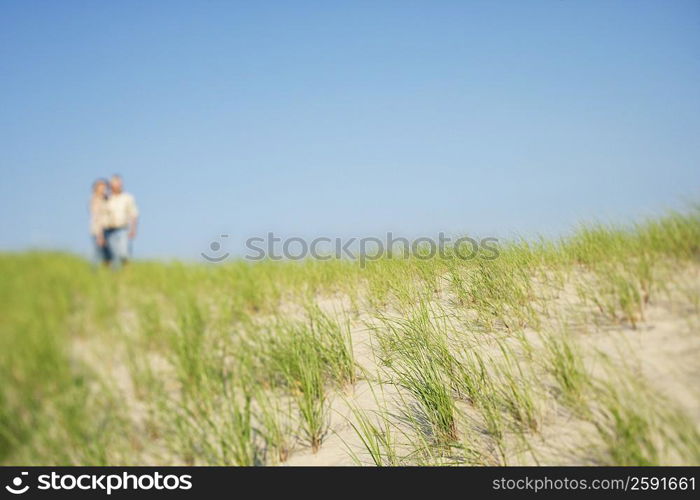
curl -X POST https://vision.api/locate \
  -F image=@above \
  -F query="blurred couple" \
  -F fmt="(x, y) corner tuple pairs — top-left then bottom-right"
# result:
(89, 175), (139, 269)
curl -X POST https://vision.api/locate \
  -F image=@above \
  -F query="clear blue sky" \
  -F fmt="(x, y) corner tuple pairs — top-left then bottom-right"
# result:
(1, 1), (699, 260)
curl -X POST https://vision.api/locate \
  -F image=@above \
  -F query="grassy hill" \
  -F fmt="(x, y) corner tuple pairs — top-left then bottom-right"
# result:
(1, 209), (699, 465)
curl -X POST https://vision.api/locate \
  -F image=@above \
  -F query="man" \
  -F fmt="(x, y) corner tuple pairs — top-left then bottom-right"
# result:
(104, 174), (139, 269)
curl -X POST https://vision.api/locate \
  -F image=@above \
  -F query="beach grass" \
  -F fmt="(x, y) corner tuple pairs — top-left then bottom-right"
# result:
(1, 208), (699, 465)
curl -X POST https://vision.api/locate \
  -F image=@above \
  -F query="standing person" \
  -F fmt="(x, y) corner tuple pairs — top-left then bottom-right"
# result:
(90, 178), (111, 267)
(104, 174), (139, 269)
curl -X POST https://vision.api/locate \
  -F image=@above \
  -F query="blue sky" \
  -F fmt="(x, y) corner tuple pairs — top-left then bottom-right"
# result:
(1, 0), (699, 260)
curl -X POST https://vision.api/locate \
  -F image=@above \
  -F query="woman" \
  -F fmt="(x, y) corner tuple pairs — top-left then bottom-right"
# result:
(90, 178), (111, 266)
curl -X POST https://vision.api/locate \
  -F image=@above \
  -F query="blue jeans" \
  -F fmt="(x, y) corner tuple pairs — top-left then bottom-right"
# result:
(105, 227), (131, 269)
(93, 234), (111, 266)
